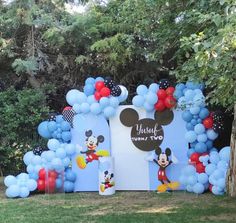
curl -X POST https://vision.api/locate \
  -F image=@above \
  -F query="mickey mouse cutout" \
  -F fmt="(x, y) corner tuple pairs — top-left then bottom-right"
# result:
(100, 170), (115, 192)
(120, 108), (179, 192)
(76, 130), (109, 169)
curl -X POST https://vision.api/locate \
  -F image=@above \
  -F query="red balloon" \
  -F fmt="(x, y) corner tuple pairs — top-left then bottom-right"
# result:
(166, 87), (175, 96)
(209, 184), (213, 192)
(190, 153), (200, 164)
(164, 96), (176, 108)
(154, 100), (166, 111)
(39, 168), (46, 180)
(203, 117), (213, 129)
(100, 87), (111, 97)
(95, 81), (105, 91)
(201, 152), (209, 157)
(63, 106), (72, 112)
(157, 89), (167, 100)
(196, 162), (205, 173)
(94, 91), (101, 101)
(37, 179), (45, 191)
(45, 177), (56, 193)
(48, 170), (58, 179)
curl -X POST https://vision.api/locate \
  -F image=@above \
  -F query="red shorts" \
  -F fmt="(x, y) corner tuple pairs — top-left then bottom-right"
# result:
(158, 169), (168, 181)
(86, 153), (99, 162)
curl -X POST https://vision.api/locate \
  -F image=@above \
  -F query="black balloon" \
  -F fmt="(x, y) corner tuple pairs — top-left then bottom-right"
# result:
(104, 77), (115, 89)
(33, 146), (45, 156)
(212, 111), (224, 123)
(212, 122), (224, 133)
(111, 85), (122, 97)
(159, 79), (170, 90)
(48, 112), (58, 121)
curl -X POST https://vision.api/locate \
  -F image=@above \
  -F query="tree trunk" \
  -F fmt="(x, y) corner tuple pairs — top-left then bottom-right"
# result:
(227, 103), (236, 197)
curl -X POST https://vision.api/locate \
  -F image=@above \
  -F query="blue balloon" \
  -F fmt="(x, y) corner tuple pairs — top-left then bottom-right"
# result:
(185, 131), (197, 143)
(47, 139), (60, 151)
(210, 151), (220, 164)
(66, 89), (81, 106)
(197, 134), (208, 143)
(64, 181), (74, 193)
(143, 102), (154, 112)
(217, 178), (226, 189)
(182, 111), (193, 122)
(109, 97), (119, 108)
(212, 185), (224, 195)
(65, 169), (76, 182)
(52, 158), (63, 170)
(29, 172), (39, 180)
(186, 123), (194, 131)
(213, 169), (225, 179)
(62, 157), (71, 167)
(61, 121), (71, 131)
(85, 77), (95, 85)
(47, 121), (57, 132)
(56, 115), (64, 123)
(61, 131), (71, 142)
(95, 77), (104, 82)
(217, 160), (228, 170)
(184, 165), (196, 176)
(38, 121), (51, 139)
(187, 175), (197, 185)
(136, 85), (148, 96)
(195, 142), (207, 153)
(197, 173), (208, 184)
(146, 92), (158, 105)
(80, 102), (90, 113)
(190, 106), (200, 115)
(32, 156), (42, 165)
(132, 95), (145, 107)
(176, 83), (186, 91)
(77, 92), (87, 104)
(184, 89), (195, 101)
(26, 164), (34, 174)
(99, 97), (110, 108)
(26, 179), (37, 191)
(83, 84), (95, 96)
(56, 178), (63, 189)
(194, 124), (205, 134)
(173, 89), (183, 99)
(90, 103), (102, 115)
(199, 108), (209, 119)
(187, 148), (195, 158)
(23, 151), (34, 166)
(149, 83), (159, 93)
(87, 95), (97, 105)
(205, 163), (217, 176)
(186, 185), (193, 192)
(6, 185), (20, 198)
(103, 106), (116, 119)
(44, 151), (56, 162)
(4, 175), (17, 187)
(193, 94), (205, 107)
(20, 187), (30, 198)
(193, 183), (205, 194)
(219, 146), (230, 162)
(206, 140), (213, 149)
(191, 119), (198, 126)
(117, 85), (128, 102)
(56, 148), (67, 159)
(65, 144), (76, 156)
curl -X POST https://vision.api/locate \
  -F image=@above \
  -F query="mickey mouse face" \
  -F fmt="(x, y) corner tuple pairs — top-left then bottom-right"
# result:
(120, 108), (174, 152)
(85, 130), (104, 150)
(104, 170), (114, 182)
(156, 148), (171, 167)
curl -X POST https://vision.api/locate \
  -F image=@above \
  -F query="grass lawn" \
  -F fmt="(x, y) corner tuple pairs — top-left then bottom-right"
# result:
(1, 177), (236, 223)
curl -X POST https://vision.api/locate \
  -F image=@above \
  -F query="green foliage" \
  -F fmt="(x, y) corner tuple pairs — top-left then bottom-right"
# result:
(0, 87), (50, 175)
(12, 58), (38, 76)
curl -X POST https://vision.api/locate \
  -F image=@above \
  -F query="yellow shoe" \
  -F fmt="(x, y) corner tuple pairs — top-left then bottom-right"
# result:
(110, 181), (115, 187)
(157, 184), (168, 192)
(96, 150), (110, 157)
(100, 184), (105, 192)
(167, 182), (180, 190)
(76, 156), (87, 169)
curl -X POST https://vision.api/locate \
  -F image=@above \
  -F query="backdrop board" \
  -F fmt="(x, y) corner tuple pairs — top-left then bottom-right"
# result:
(109, 105), (188, 191)
(71, 113), (111, 191)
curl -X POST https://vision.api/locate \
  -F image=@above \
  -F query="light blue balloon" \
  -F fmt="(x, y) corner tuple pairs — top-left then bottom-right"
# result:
(190, 106), (200, 115)
(56, 148), (67, 159)
(64, 181), (74, 192)
(186, 185), (193, 192)
(47, 139), (60, 151)
(6, 185), (20, 198)
(206, 140), (213, 149)
(47, 121), (57, 132)
(17, 173), (29, 181)
(195, 142), (207, 153)
(83, 84), (95, 96)
(62, 131), (71, 142)
(176, 83), (186, 91)
(32, 156), (42, 165)
(132, 95), (145, 107)
(212, 185), (224, 195)
(136, 85), (148, 96)
(61, 121), (71, 131)
(187, 175), (197, 185)
(187, 148), (195, 158)
(62, 157), (71, 167)
(77, 92), (87, 104)
(26, 164), (34, 174)
(184, 165), (196, 176)
(19, 187), (30, 198)
(205, 163), (217, 176)
(44, 150), (56, 162)
(90, 103), (102, 115)
(34, 165), (42, 174)
(109, 97), (119, 108)
(213, 169), (225, 180)
(143, 102), (154, 112)
(178, 96), (187, 108)
(100, 97), (110, 108)
(179, 175), (188, 185)
(65, 169), (76, 182)
(217, 160), (228, 170)
(182, 111), (193, 122)
(4, 175), (17, 187)
(29, 172), (39, 180)
(66, 89), (81, 106)
(52, 158), (63, 170)
(117, 85), (128, 102)
(56, 115), (64, 123)
(56, 178), (63, 189)
(103, 106), (116, 119)
(191, 119), (198, 126)
(197, 134), (208, 143)
(173, 89), (183, 99)
(193, 94), (205, 107)
(146, 92), (158, 105)
(80, 102), (90, 113)
(184, 89), (195, 101)
(209, 151), (220, 164)
(185, 131), (197, 143)
(87, 95), (97, 105)
(219, 146), (230, 163)
(23, 151), (34, 166)
(217, 178), (226, 189)
(85, 77), (95, 85)
(65, 144), (76, 156)
(194, 124), (205, 134)
(186, 123), (194, 131)
(199, 108), (209, 119)
(38, 121), (51, 139)
(193, 183), (205, 194)
(95, 77), (104, 82)
(27, 179), (37, 191)
(149, 83), (159, 93)
(197, 173), (208, 184)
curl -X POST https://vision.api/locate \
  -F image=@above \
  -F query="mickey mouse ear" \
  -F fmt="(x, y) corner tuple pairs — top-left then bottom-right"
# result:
(120, 108), (139, 127)
(154, 109), (174, 126)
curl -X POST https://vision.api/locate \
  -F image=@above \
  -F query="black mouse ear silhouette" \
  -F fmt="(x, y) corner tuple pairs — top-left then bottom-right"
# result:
(154, 109), (174, 126)
(165, 148), (171, 156)
(120, 108), (139, 127)
(85, 130), (93, 137)
(155, 147), (162, 155)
